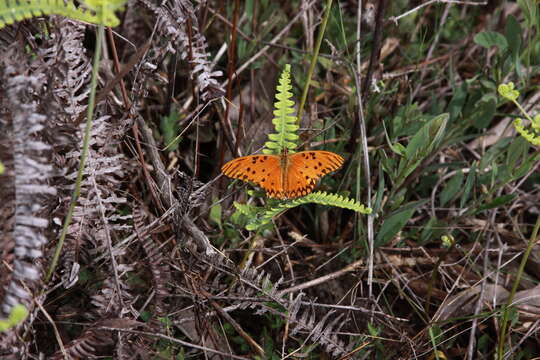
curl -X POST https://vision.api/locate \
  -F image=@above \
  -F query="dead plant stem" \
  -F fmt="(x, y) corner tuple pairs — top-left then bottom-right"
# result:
(498, 212), (540, 359)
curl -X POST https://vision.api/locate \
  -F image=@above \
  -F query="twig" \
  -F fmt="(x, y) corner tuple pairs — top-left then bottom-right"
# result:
(361, 0), (386, 96)
(221, 0), (317, 88)
(411, 3), (451, 99)
(35, 300), (68, 359)
(355, 0), (374, 302)
(296, 0), (333, 125)
(389, 0), (487, 24)
(278, 258), (364, 296)
(99, 327), (250, 360)
(202, 289), (265, 356)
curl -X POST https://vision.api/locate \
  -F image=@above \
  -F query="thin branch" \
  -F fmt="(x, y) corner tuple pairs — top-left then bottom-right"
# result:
(389, 0), (487, 24)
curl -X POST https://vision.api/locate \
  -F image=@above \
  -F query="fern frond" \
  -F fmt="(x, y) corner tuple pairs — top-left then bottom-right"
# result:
(0, 0), (125, 29)
(514, 118), (540, 146)
(233, 201), (261, 217)
(246, 192), (371, 230)
(263, 64), (299, 154)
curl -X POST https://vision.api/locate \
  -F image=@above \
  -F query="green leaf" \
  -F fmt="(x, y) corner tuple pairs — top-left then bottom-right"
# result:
(367, 322), (380, 336)
(474, 194), (516, 214)
(376, 201), (424, 246)
(511, 151), (540, 179)
(474, 31), (508, 51)
(0, 160), (4, 174)
(209, 196), (222, 230)
(479, 137), (513, 170)
(448, 82), (468, 121)
(397, 113), (448, 183)
(405, 113), (448, 159)
(0, 304), (28, 332)
(506, 136), (529, 171)
(440, 170), (464, 206)
(471, 98), (496, 129)
(420, 217), (447, 245)
(505, 15), (522, 59)
(389, 142), (406, 156)
(373, 165), (385, 214)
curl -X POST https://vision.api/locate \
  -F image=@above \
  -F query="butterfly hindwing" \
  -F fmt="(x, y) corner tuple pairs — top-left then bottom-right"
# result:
(285, 151), (344, 198)
(221, 155), (284, 198)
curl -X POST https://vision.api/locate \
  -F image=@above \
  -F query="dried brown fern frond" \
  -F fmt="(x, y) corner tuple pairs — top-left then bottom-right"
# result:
(206, 266), (354, 357)
(133, 207), (171, 318)
(0, 45), (56, 356)
(138, 0), (224, 101)
(49, 318), (142, 359)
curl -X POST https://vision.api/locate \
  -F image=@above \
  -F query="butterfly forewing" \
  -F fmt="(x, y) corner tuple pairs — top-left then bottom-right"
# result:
(285, 151), (344, 199)
(221, 155), (285, 198)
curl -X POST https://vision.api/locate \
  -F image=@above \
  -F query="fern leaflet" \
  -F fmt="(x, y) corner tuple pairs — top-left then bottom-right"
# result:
(246, 192), (372, 230)
(0, 0), (125, 28)
(263, 64), (299, 154)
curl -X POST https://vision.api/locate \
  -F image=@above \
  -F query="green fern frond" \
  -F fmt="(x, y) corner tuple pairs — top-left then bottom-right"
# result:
(263, 64), (299, 155)
(514, 117), (540, 146)
(0, 0), (125, 29)
(245, 192), (372, 231)
(233, 201), (262, 217)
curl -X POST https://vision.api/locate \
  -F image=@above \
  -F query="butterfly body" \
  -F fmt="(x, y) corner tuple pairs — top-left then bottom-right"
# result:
(222, 149), (344, 199)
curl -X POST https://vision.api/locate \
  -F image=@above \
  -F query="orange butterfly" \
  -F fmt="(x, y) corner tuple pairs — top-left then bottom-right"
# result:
(221, 148), (344, 199)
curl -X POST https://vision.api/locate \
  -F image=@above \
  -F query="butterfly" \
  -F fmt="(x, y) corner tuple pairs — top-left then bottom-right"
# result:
(221, 148), (344, 199)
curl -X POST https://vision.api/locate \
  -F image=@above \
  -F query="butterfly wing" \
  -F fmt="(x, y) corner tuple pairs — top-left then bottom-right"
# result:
(284, 150), (344, 199)
(221, 155), (285, 198)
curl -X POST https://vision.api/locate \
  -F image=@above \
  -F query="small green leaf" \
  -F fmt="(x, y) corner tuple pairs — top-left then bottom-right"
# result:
(0, 304), (28, 332)
(512, 152), (540, 179)
(209, 197), (222, 229)
(474, 31), (508, 51)
(0, 160), (4, 174)
(389, 142), (406, 156)
(506, 136), (529, 171)
(367, 322), (380, 336)
(508, 305), (519, 327)
(398, 113), (448, 182)
(479, 137), (513, 171)
(448, 82), (468, 121)
(420, 217), (446, 245)
(471, 99), (496, 129)
(376, 203), (420, 246)
(372, 166), (385, 214)
(440, 170), (464, 206)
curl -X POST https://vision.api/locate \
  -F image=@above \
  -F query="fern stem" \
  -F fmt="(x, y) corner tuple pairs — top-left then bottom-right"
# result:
(497, 212), (540, 359)
(296, 0), (333, 125)
(45, 25), (105, 282)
